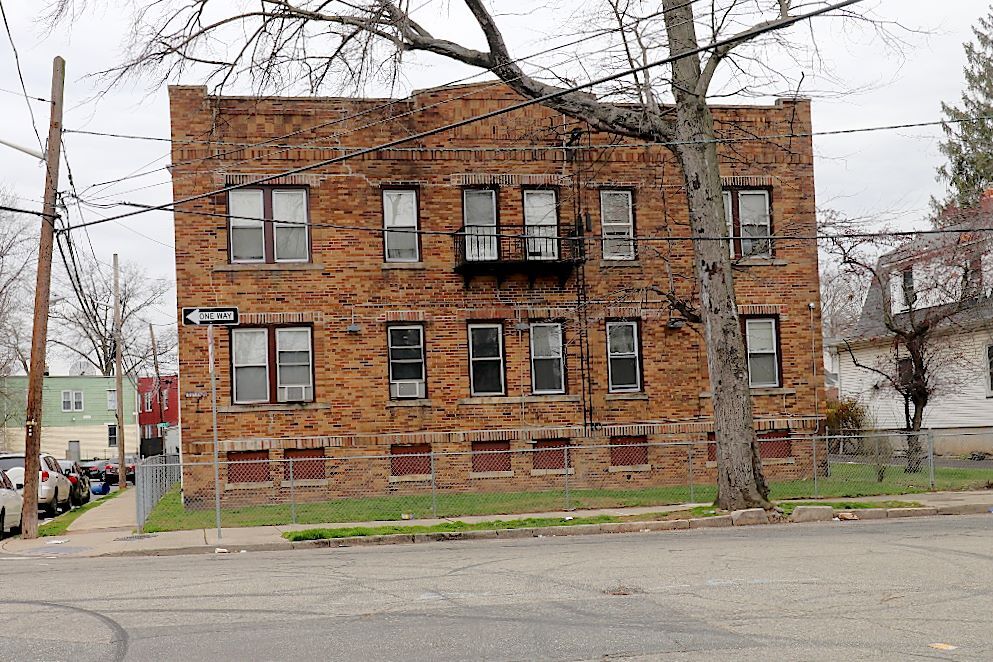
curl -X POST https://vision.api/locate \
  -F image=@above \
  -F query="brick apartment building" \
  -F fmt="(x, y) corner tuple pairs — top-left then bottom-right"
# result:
(168, 82), (824, 505)
(137, 375), (180, 455)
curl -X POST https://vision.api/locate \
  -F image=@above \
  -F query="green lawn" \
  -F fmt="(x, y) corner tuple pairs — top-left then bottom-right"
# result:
(37, 489), (122, 537)
(141, 462), (992, 533)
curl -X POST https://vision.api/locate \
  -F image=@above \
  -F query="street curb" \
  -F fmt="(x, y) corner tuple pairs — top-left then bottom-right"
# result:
(36, 505), (993, 558)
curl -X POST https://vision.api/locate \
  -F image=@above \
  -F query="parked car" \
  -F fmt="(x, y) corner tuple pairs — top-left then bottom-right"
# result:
(58, 460), (92, 507)
(103, 461), (136, 486)
(0, 469), (22, 539)
(79, 459), (107, 482)
(0, 453), (73, 516)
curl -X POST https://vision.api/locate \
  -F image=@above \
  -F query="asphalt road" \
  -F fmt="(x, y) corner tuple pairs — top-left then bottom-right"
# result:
(1, 516), (992, 661)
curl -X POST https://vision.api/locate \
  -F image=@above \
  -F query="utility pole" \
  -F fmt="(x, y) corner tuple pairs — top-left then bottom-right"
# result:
(149, 322), (164, 448)
(114, 254), (127, 490)
(21, 56), (65, 540)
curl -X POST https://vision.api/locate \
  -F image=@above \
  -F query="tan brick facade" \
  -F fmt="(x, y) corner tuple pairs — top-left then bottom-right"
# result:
(169, 83), (824, 504)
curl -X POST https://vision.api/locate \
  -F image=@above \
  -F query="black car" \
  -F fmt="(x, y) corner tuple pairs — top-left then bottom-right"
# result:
(58, 460), (92, 507)
(79, 459), (108, 482)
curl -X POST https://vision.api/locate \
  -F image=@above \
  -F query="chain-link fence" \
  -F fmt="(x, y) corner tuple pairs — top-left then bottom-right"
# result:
(135, 431), (993, 534)
(135, 454), (182, 529)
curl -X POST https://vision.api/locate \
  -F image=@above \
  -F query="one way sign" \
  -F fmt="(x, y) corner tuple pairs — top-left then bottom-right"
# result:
(182, 307), (239, 326)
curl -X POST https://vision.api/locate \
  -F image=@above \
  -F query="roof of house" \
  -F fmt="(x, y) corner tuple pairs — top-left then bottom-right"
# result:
(845, 217), (993, 344)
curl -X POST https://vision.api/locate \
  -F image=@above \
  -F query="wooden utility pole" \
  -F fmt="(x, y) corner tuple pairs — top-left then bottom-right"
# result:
(149, 322), (163, 444)
(21, 56), (65, 540)
(113, 253), (127, 490)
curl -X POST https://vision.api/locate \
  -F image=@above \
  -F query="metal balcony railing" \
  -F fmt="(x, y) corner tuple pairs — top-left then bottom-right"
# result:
(453, 227), (584, 284)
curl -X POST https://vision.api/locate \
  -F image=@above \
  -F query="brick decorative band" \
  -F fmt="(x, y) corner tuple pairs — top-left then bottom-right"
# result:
(240, 311), (324, 325)
(722, 175), (775, 187)
(451, 173), (569, 186)
(737, 304), (784, 316)
(223, 173), (325, 187)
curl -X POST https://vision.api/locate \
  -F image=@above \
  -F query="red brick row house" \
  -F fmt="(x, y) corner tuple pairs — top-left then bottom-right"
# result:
(168, 82), (825, 505)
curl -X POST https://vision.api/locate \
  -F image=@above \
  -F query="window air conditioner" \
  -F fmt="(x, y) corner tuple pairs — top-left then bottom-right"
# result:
(391, 380), (425, 399)
(279, 385), (309, 402)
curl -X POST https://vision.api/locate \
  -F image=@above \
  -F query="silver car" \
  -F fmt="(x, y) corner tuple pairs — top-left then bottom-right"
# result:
(0, 469), (22, 539)
(0, 453), (73, 517)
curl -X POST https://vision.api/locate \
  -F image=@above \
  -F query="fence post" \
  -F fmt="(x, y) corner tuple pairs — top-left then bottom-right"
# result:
(928, 430), (936, 490)
(812, 434), (819, 499)
(563, 445), (571, 511)
(135, 460), (144, 533)
(687, 444), (695, 503)
(430, 451), (438, 518)
(289, 457), (297, 525)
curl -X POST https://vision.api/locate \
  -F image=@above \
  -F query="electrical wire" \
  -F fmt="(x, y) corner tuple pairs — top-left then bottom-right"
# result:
(57, 0), (865, 235)
(0, 0), (45, 153)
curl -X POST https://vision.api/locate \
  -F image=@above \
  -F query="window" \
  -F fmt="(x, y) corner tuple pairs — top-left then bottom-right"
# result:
(162, 388), (169, 411)
(471, 440), (512, 473)
(107, 424), (117, 448)
(897, 356), (914, 388)
(383, 189), (419, 262)
(723, 189), (772, 258)
(987, 345), (993, 395)
(106, 389), (117, 411)
(143, 391), (153, 412)
(388, 325), (425, 399)
(523, 189), (558, 260)
(228, 187), (309, 264)
(600, 190), (634, 260)
(463, 189), (498, 261)
(390, 443), (431, 477)
(610, 436), (649, 467)
(606, 321), (641, 392)
(275, 328), (313, 403)
(530, 323), (565, 394)
(228, 450), (270, 483)
(231, 326), (314, 405)
(468, 323), (505, 396)
(533, 439), (570, 471)
(744, 318), (780, 388)
(283, 448), (326, 482)
(901, 268), (916, 308)
(61, 390), (83, 412)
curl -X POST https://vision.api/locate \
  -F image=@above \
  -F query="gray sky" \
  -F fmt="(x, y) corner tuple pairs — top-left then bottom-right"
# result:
(0, 0), (987, 341)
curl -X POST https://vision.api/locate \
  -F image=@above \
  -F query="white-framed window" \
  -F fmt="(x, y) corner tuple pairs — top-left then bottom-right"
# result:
(61, 390), (84, 412)
(745, 318), (780, 388)
(724, 189), (772, 258)
(388, 325), (426, 399)
(229, 189), (266, 263)
(229, 188), (309, 264)
(383, 189), (419, 262)
(162, 388), (169, 411)
(530, 323), (565, 394)
(600, 189), (635, 260)
(463, 189), (498, 261)
(986, 345), (993, 396)
(272, 189), (309, 262)
(232, 328), (270, 404)
(523, 189), (558, 260)
(606, 321), (641, 392)
(143, 391), (153, 412)
(108, 424), (118, 448)
(275, 328), (313, 403)
(106, 389), (117, 411)
(468, 323), (505, 396)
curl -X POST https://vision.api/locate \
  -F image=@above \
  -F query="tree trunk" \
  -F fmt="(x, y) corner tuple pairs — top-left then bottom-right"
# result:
(905, 399), (926, 473)
(664, 1), (770, 510)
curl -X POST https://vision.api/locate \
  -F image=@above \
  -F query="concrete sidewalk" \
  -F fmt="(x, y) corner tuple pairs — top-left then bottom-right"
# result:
(3, 489), (991, 559)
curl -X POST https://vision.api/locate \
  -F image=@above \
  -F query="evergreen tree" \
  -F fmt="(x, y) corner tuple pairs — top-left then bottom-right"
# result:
(935, 6), (993, 220)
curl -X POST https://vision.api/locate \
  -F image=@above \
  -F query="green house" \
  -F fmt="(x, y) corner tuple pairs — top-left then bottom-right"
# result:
(0, 375), (139, 460)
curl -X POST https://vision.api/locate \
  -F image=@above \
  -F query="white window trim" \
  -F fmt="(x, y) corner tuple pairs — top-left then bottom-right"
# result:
(61, 390), (84, 412)
(462, 189), (499, 262)
(523, 189), (559, 261)
(738, 190), (772, 258)
(745, 318), (780, 388)
(275, 327), (314, 402)
(107, 423), (118, 447)
(106, 389), (117, 412)
(986, 344), (993, 397)
(606, 321), (641, 393)
(468, 323), (505, 396)
(61, 390), (73, 412)
(529, 323), (565, 395)
(162, 388), (169, 411)
(383, 189), (420, 263)
(388, 325), (426, 393)
(229, 188), (266, 264)
(272, 189), (310, 264)
(600, 189), (635, 261)
(723, 191), (734, 258)
(143, 391), (153, 412)
(232, 328), (271, 404)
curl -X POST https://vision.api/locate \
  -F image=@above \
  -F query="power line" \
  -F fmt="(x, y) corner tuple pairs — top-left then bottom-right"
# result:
(0, 0), (45, 153)
(0, 203), (58, 219)
(58, 0), (865, 235)
(0, 84), (48, 102)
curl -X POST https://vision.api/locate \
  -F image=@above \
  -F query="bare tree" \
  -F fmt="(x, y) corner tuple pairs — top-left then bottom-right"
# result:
(51, 0), (879, 509)
(827, 215), (993, 471)
(0, 189), (36, 377)
(50, 246), (176, 378)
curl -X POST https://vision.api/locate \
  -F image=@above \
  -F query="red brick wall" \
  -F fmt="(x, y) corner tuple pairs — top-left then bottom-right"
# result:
(168, 83), (824, 502)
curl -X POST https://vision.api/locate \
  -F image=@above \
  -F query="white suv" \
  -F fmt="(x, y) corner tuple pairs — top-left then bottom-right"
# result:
(0, 469), (22, 539)
(0, 453), (73, 517)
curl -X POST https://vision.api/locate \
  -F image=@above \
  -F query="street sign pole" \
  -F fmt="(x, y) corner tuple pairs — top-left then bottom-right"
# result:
(208, 324), (222, 541)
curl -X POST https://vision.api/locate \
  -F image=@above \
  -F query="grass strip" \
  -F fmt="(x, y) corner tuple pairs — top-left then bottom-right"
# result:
(37, 489), (122, 537)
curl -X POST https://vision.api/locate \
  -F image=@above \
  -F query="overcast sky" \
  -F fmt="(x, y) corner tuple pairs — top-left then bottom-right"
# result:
(0, 0), (988, 341)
